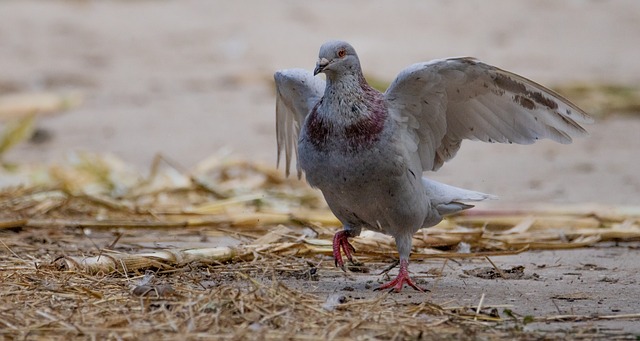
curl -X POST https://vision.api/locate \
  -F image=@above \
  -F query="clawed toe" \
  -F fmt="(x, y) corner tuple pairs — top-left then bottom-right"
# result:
(375, 259), (427, 293)
(333, 230), (356, 270)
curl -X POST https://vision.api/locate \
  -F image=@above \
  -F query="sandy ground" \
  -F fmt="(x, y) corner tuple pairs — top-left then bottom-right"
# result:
(305, 244), (640, 335)
(1, 0), (640, 337)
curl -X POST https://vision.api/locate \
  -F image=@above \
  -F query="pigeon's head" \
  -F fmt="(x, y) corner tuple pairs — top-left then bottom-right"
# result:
(314, 40), (361, 77)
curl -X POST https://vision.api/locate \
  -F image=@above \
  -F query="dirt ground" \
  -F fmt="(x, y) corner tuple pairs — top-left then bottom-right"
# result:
(1, 0), (640, 338)
(297, 245), (640, 336)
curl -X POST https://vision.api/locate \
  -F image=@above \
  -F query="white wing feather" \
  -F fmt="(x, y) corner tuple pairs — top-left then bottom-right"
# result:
(274, 69), (325, 178)
(384, 58), (593, 171)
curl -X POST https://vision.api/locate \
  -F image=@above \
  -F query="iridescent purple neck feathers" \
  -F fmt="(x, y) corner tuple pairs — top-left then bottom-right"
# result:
(306, 77), (387, 151)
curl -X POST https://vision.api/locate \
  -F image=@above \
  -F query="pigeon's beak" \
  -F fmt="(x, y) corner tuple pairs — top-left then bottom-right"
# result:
(314, 58), (329, 76)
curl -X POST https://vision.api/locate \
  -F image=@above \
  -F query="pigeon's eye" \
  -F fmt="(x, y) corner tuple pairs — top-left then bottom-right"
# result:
(337, 49), (346, 58)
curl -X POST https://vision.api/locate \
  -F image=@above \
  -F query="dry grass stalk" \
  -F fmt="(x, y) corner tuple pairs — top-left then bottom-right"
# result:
(1, 153), (639, 270)
(2, 153), (640, 339)
(0, 92), (82, 121)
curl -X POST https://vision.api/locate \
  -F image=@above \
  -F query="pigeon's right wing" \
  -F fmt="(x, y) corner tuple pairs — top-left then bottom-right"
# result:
(384, 58), (593, 172)
(274, 69), (325, 178)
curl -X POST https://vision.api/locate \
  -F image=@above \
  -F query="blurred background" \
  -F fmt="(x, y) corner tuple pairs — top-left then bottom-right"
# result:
(1, 0), (639, 204)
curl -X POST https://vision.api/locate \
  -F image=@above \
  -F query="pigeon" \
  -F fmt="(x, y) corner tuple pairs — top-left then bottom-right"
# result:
(274, 40), (592, 292)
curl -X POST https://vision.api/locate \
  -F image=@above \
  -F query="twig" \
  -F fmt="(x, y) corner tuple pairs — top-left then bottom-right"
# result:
(0, 239), (28, 264)
(474, 293), (486, 321)
(378, 259), (399, 275)
(484, 256), (506, 278)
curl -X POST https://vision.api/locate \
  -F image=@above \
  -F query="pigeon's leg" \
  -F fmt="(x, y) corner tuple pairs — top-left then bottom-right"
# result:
(376, 233), (426, 293)
(375, 259), (425, 292)
(333, 228), (357, 270)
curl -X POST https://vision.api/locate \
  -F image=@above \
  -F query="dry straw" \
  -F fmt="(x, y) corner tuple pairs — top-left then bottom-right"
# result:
(1, 149), (639, 339)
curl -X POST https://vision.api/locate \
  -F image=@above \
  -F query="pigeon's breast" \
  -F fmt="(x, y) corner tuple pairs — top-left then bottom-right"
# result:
(299, 88), (396, 182)
(302, 104), (386, 152)
(299, 107), (395, 186)
(298, 117), (429, 235)
(342, 113), (385, 150)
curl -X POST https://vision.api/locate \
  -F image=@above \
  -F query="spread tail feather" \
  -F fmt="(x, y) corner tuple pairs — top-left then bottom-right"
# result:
(435, 202), (475, 216)
(422, 177), (497, 216)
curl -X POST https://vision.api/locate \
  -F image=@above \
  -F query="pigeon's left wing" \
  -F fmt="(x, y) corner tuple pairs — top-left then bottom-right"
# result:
(274, 69), (325, 178)
(384, 58), (593, 172)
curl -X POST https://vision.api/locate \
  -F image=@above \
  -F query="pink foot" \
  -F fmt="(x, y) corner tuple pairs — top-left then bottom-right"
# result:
(333, 230), (356, 269)
(376, 259), (425, 293)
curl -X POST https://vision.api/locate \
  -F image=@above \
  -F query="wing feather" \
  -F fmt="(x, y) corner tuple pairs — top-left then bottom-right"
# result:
(274, 69), (325, 177)
(384, 58), (593, 171)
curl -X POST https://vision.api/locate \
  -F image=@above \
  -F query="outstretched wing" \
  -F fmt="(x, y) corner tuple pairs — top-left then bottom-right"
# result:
(274, 69), (325, 178)
(384, 58), (593, 172)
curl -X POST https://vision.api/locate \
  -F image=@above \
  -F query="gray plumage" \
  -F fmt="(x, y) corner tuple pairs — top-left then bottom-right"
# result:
(274, 40), (592, 291)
